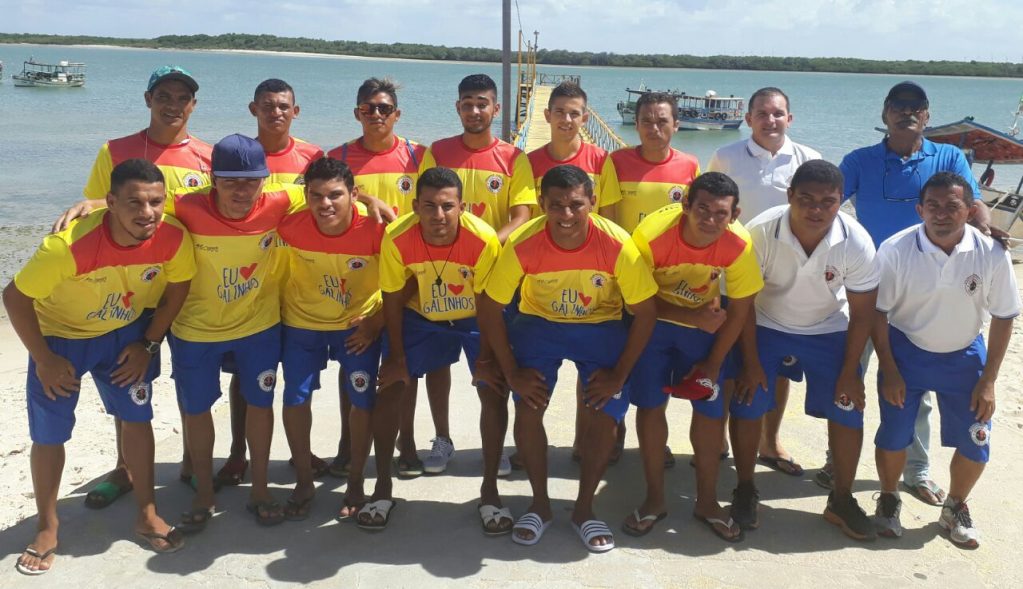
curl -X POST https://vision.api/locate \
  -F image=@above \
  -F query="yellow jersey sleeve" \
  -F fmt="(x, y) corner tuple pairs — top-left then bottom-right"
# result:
(472, 232), (501, 294)
(597, 157), (622, 208)
(163, 218), (197, 283)
(509, 152), (537, 210)
(83, 143), (114, 200)
(615, 237), (659, 305)
(418, 148), (437, 174)
(483, 243), (524, 304)
(13, 236), (76, 300)
(379, 231), (411, 293)
(724, 228), (764, 299)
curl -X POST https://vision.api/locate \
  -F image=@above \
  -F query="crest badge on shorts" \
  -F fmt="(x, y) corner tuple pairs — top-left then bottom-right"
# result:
(350, 371), (370, 393)
(129, 383), (150, 406)
(969, 422), (990, 446)
(257, 370), (276, 393)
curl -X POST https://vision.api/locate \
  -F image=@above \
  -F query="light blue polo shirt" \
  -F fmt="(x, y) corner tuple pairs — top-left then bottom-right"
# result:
(839, 138), (979, 246)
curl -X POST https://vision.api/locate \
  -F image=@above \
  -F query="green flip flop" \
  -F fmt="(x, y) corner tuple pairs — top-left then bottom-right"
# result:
(84, 480), (133, 509)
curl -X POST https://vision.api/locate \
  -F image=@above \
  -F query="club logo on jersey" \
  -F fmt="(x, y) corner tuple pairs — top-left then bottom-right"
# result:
(350, 370), (371, 393)
(668, 185), (686, 203)
(700, 379), (720, 402)
(140, 266), (161, 282)
(969, 422), (990, 446)
(183, 173), (203, 188)
(964, 274), (981, 296)
(257, 370), (276, 393)
(293, 175), (305, 185)
(835, 394), (854, 412)
(129, 382), (150, 406)
(259, 233), (274, 251)
(591, 274), (606, 288)
(459, 266), (473, 280)
(485, 175), (504, 194)
(347, 258), (367, 271)
(824, 265), (839, 285)
(217, 264), (260, 303)
(397, 175), (414, 195)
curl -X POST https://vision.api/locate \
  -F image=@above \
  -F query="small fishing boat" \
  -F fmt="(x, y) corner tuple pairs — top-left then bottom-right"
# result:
(13, 59), (86, 88)
(617, 84), (743, 130)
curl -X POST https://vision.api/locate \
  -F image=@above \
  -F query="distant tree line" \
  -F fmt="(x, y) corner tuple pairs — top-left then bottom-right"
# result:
(3, 32), (1023, 78)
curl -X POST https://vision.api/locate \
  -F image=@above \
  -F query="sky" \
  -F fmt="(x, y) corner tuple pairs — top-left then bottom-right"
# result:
(6, 0), (1023, 63)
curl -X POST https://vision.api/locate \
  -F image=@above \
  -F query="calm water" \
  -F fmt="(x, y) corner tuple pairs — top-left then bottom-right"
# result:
(3, 43), (1023, 226)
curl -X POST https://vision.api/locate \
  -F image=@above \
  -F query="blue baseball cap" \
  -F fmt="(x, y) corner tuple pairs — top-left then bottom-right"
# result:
(885, 81), (928, 104)
(147, 65), (198, 93)
(211, 134), (269, 178)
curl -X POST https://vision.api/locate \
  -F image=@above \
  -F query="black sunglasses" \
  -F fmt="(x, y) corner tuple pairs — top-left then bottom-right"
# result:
(358, 103), (396, 116)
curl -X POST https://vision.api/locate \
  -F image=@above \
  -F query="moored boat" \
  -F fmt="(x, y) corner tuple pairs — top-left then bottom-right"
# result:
(617, 85), (743, 130)
(13, 59), (86, 88)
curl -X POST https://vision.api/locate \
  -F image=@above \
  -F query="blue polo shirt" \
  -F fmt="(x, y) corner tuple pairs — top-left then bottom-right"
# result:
(840, 138), (979, 246)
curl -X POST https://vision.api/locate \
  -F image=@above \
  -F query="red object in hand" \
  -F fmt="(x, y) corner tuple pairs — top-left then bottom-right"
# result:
(663, 370), (719, 401)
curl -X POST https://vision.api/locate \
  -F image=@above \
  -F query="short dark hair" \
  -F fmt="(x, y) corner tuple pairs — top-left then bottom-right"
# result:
(635, 91), (678, 123)
(253, 78), (294, 102)
(748, 87), (790, 112)
(303, 157), (355, 192)
(417, 167), (463, 201)
(687, 172), (740, 211)
(790, 160), (844, 193)
(458, 74), (498, 97)
(110, 158), (165, 194)
(357, 77), (399, 107)
(548, 81), (587, 109)
(540, 164), (593, 199)
(919, 171), (974, 205)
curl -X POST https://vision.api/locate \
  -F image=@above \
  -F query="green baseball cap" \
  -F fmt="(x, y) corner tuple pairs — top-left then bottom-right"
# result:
(147, 65), (198, 93)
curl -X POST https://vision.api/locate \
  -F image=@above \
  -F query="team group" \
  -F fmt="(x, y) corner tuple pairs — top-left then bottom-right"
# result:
(5, 64), (1019, 575)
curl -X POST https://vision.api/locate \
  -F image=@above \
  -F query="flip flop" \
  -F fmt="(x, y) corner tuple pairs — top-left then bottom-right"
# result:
(693, 512), (744, 543)
(287, 454), (330, 479)
(573, 519), (615, 553)
(284, 495), (315, 521)
(214, 456), (248, 487)
(247, 501), (286, 527)
(478, 504), (514, 536)
(357, 499), (397, 531)
(135, 526), (186, 553)
(178, 506), (215, 535)
(758, 454), (805, 477)
(395, 455), (423, 479)
(328, 455), (351, 479)
(84, 480), (133, 509)
(511, 512), (551, 546)
(903, 480), (946, 506)
(15, 546), (57, 576)
(622, 509), (668, 537)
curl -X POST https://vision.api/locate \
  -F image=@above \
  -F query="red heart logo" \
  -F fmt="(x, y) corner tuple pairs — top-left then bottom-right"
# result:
(471, 202), (486, 217)
(240, 263), (258, 280)
(691, 283), (709, 294)
(579, 292), (592, 306)
(339, 278), (347, 293)
(121, 291), (135, 308)
(448, 284), (465, 295)
(392, 206), (399, 216)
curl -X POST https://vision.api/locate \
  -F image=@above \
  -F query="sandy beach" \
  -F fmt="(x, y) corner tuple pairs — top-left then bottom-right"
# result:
(0, 241), (1021, 587)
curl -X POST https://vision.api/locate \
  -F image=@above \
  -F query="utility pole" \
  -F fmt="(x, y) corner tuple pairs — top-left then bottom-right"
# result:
(501, 0), (511, 142)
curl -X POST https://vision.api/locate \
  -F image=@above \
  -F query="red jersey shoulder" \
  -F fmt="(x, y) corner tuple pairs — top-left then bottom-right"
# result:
(69, 214), (185, 276)
(279, 208), (383, 255)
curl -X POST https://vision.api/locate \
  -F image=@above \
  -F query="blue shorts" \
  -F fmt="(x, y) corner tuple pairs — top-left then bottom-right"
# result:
(401, 309), (480, 378)
(509, 314), (630, 422)
(625, 321), (736, 418)
(875, 327), (990, 463)
(27, 317), (159, 445)
(738, 327), (862, 428)
(169, 324), (282, 415)
(281, 325), (383, 409)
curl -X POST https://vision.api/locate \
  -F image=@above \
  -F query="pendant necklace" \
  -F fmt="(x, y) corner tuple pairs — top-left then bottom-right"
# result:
(428, 240), (457, 286)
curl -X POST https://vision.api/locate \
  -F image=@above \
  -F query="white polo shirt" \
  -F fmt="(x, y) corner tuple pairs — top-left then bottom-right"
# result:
(748, 206), (878, 335)
(877, 224), (1021, 353)
(707, 136), (822, 224)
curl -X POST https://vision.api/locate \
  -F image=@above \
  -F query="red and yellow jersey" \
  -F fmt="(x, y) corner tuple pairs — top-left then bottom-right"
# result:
(328, 136), (426, 217)
(632, 204), (763, 326)
(379, 212), (500, 321)
(277, 205), (385, 330)
(169, 183), (304, 342)
(485, 215), (657, 323)
(266, 137), (324, 185)
(527, 142), (620, 208)
(84, 131), (213, 208)
(14, 212), (195, 339)
(420, 136), (536, 229)
(606, 147), (701, 232)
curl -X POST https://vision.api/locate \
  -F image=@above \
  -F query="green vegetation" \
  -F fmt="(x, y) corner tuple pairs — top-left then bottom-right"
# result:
(3, 32), (1023, 78)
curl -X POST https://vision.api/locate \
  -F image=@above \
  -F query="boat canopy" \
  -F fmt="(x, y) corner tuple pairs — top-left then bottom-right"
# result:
(922, 117), (1023, 164)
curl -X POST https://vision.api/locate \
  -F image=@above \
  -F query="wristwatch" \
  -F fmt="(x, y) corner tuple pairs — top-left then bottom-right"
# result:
(142, 339), (162, 355)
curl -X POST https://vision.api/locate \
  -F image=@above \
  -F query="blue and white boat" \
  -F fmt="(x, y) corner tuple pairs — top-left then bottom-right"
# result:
(617, 84), (744, 130)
